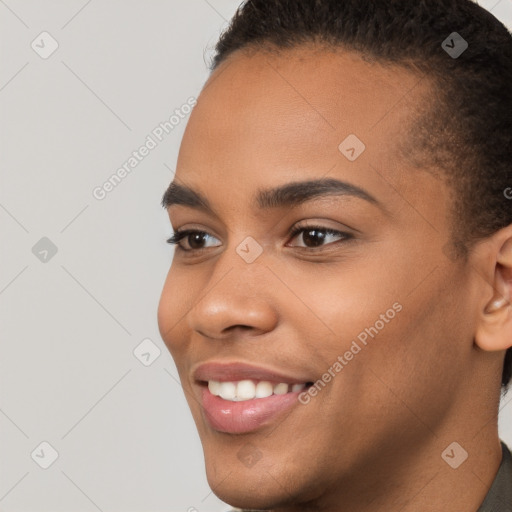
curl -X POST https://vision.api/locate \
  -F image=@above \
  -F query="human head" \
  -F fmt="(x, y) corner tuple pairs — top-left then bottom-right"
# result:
(158, 1), (512, 509)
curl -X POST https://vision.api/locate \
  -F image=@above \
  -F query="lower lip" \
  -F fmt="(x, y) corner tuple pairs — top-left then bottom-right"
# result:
(200, 385), (305, 434)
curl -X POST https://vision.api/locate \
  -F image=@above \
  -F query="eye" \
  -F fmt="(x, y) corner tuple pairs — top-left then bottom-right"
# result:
(166, 224), (353, 253)
(166, 229), (221, 252)
(287, 224), (352, 249)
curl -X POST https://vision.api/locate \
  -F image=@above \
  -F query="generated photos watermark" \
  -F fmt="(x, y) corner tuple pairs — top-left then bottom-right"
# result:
(92, 96), (197, 201)
(298, 302), (403, 404)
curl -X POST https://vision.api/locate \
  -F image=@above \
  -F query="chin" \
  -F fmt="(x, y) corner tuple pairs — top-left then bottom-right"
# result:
(204, 457), (299, 511)
(210, 485), (290, 512)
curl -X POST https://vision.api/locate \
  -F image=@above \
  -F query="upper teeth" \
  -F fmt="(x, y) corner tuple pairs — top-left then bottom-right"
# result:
(208, 380), (306, 401)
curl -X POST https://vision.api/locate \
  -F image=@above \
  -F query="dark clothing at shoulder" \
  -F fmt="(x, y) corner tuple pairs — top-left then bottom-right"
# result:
(478, 441), (512, 512)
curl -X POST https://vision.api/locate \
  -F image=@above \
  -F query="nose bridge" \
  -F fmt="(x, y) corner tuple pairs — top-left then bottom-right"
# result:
(213, 227), (272, 288)
(186, 242), (279, 338)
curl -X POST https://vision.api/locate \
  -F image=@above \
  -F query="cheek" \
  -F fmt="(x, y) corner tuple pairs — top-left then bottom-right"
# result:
(355, 268), (471, 425)
(285, 256), (405, 356)
(290, 249), (461, 403)
(157, 267), (191, 357)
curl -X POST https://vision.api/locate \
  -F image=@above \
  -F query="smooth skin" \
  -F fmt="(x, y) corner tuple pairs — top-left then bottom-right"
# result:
(157, 46), (512, 511)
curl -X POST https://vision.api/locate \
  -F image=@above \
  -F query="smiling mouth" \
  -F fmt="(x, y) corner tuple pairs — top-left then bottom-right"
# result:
(202, 379), (314, 402)
(193, 361), (317, 432)
(198, 379), (316, 434)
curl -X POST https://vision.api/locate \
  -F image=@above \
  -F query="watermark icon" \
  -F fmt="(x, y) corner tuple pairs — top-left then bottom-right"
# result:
(237, 443), (263, 468)
(236, 236), (263, 263)
(504, 187), (512, 200)
(441, 32), (468, 59)
(133, 338), (161, 366)
(338, 134), (366, 161)
(298, 302), (403, 404)
(31, 441), (59, 469)
(32, 237), (58, 263)
(92, 96), (197, 201)
(31, 31), (59, 59)
(441, 441), (468, 469)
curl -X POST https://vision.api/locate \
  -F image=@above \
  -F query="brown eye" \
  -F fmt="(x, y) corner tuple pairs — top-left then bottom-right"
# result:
(288, 226), (352, 249)
(186, 232), (207, 250)
(166, 230), (221, 252)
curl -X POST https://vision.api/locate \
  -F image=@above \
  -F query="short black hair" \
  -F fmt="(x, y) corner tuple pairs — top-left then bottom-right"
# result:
(208, 0), (512, 390)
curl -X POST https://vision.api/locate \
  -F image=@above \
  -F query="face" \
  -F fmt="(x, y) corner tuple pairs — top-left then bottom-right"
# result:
(157, 47), (484, 510)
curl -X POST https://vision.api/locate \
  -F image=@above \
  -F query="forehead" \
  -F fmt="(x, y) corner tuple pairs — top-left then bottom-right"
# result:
(175, 46), (434, 211)
(196, 47), (428, 133)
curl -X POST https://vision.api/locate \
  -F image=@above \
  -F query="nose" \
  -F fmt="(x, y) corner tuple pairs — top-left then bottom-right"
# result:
(186, 263), (279, 341)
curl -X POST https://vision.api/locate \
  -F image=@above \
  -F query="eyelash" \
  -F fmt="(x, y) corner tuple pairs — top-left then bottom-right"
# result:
(166, 224), (353, 253)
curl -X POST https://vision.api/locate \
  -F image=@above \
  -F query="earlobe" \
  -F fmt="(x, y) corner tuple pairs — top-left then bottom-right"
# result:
(475, 232), (512, 352)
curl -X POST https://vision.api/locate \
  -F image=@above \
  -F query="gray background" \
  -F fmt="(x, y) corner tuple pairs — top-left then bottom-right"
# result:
(1, 1), (511, 511)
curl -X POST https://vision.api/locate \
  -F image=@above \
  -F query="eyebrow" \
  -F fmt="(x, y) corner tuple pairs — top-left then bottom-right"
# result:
(161, 177), (380, 214)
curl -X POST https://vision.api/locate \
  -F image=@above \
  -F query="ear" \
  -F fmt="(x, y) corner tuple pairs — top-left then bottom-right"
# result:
(475, 231), (512, 352)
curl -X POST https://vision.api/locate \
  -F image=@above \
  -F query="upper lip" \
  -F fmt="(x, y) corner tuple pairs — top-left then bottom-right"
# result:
(193, 361), (313, 384)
